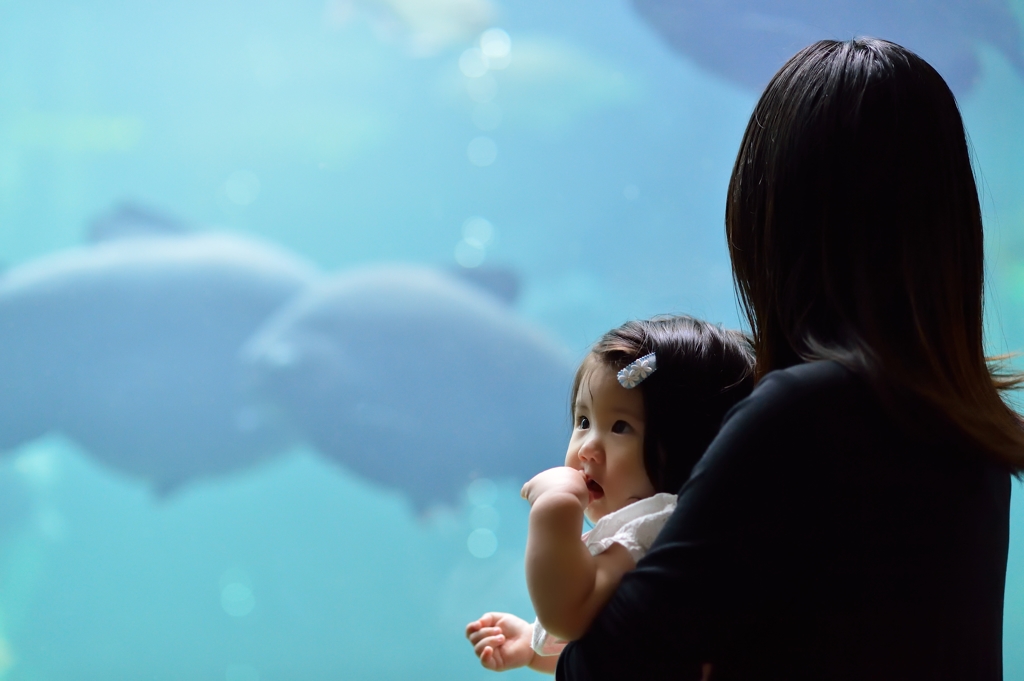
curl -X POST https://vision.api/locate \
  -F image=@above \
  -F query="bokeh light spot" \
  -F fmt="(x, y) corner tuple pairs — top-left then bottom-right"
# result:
(462, 216), (494, 247)
(466, 74), (498, 104)
(480, 28), (511, 60)
(455, 241), (486, 268)
(470, 504), (500, 531)
(459, 48), (489, 78)
(467, 478), (498, 506)
(467, 137), (497, 166)
(468, 528), (498, 558)
(221, 583), (255, 617)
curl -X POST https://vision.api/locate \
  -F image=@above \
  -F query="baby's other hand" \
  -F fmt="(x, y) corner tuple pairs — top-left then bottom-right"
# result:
(465, 612), (534, 671)
(520, 466), (588, 508)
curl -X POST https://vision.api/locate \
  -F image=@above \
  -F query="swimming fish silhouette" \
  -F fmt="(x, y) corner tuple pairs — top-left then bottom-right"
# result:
(0, 230), (319, 493)
(241, 265), (575, 509)
(631, 0), (1024, 94)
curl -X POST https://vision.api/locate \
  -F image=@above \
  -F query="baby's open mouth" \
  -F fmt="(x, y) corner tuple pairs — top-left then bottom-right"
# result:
(585, 476), (604, 501)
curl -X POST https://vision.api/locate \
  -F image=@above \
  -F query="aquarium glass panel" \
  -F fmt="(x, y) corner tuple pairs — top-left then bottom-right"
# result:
(0, 1), (1023, 679)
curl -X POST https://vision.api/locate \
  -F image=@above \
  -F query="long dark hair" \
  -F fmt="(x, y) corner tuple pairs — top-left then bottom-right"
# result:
(572, 316), (755, 494)
(726, 37), (1024, 469)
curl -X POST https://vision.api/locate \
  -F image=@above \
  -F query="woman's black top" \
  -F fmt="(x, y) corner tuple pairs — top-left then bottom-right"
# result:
(557, 360), (1011, 681)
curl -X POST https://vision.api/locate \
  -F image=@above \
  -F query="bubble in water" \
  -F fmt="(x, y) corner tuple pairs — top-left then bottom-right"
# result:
(623, 184), (640, 201)
(219, 569), (255, 617)
(459, 48), (489, 78)
(224, 170), (260, 206)
(462, 216), (494, 247)
(221, 583), (255, 617)
(466, 74), (497, 104)
(471, 102), (502, 131)
(455, 240), (486, 268)
(470, 504), (500, 531)
(480, 29), (511, 60)
(467, 478), (498, 506)
(468, 528), (498, 558)
(226, 664), (260, 681)
(467, 137), (497, 167)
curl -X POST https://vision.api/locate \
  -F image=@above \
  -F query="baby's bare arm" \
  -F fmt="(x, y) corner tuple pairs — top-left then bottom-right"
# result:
(524, 490), (636, 642)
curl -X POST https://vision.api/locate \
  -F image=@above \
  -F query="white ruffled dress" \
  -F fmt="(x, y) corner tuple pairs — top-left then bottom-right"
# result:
(530, 492), (678, 656)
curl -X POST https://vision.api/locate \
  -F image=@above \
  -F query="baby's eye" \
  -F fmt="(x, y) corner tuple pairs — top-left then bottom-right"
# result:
(578, 416), (590, 429)
(611, 420), (632, 434)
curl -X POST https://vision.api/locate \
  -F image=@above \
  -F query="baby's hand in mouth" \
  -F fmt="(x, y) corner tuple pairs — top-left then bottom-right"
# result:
(521, 467), (590, 507)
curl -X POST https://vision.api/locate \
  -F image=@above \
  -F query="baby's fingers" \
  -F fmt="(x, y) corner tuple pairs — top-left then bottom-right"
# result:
(480, 646), (499, 670)
(474, 633), (506, 660)
(465, 613), (502, 639)
(477, 612), (501, 627)
(480, 643), (510, 671)
(468, 626), (503, 646)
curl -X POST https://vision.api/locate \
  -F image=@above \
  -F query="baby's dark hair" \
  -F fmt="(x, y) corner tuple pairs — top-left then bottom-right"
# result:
(572, 316), (755, 494)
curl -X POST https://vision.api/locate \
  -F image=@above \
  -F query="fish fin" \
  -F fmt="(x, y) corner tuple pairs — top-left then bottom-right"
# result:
(87, 202), (190, 243)
(151, 477), (185, 500)
(448, 265), (521, 305)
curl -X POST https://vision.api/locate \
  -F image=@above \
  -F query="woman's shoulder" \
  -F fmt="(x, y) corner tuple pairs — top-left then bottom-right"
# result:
(695, 359), (905, 482)
(710, 360), (999, 479)
(727, 359), (866, 425)
(758, 359), (858, 396)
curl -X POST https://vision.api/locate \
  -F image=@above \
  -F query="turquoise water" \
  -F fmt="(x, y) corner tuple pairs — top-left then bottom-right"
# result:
(0, 1), (1023, 678)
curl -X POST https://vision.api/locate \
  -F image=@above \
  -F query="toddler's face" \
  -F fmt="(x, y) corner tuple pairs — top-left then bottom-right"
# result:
(565, 363), (655, 523)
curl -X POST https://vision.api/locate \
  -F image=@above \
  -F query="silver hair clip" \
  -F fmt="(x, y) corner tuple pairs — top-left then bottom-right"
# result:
(617, 352), (657, 389)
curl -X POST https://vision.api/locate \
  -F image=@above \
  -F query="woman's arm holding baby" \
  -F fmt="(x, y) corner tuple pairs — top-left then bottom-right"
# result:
(521, 468), (636, 642)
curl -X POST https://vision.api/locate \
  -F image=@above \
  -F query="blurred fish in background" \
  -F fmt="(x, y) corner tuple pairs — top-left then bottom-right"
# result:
(0, 203), (572, 508)
(0, 211), (317, 491)
(241, 264), (574, 510)
(631, 0), (1024, 94)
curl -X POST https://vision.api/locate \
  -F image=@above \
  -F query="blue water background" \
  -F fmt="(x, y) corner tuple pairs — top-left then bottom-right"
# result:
(0, 0), (1022, 678)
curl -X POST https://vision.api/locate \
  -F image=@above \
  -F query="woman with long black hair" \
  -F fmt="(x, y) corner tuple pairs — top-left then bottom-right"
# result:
(556, 38), (1022, 680)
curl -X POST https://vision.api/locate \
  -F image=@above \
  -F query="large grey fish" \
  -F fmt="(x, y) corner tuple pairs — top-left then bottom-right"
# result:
(0, 231), (319, 492)
(240, 265), (575, 509)
(631, 0), (1024, 94)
